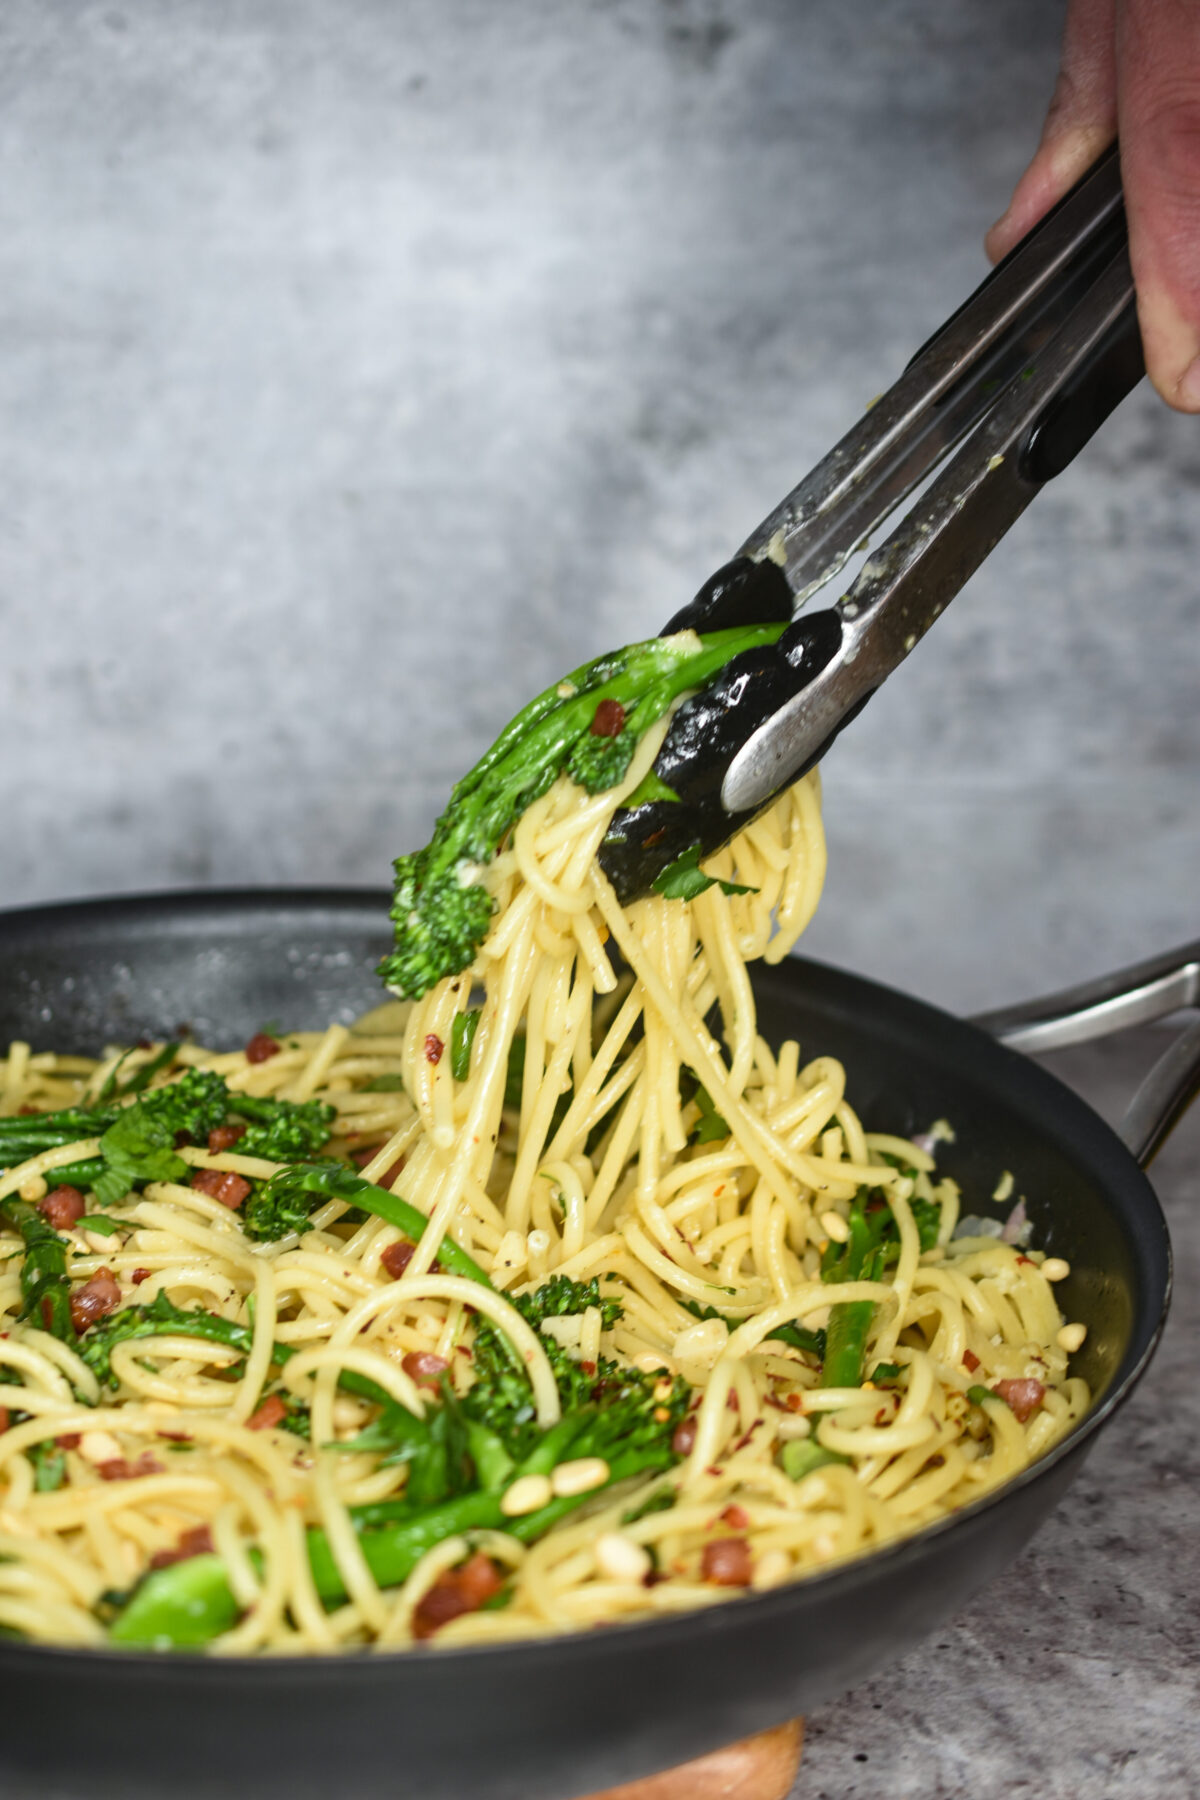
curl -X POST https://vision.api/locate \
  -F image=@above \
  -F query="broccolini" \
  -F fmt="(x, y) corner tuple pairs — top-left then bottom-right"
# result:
(378, 623), (789, 1000)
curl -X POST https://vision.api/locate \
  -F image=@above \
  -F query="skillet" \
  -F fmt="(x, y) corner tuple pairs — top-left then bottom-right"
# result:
(0, 888), (1177, 1800)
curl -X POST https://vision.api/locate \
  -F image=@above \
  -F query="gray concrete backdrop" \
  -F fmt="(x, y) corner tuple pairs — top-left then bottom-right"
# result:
(0, 0), (1196, 1015)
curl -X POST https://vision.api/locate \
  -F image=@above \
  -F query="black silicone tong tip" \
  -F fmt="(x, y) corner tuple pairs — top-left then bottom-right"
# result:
(661, 555), (795, 636)
(598, 583), (843, 904)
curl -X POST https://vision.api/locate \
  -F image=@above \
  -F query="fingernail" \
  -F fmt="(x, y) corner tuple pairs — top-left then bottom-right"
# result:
(1176, 355), (1200, 413)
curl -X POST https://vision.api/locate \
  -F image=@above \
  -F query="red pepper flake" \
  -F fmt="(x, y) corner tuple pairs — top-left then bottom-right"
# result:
(97, 1453), (164, 1482)
(18, 1105), (38, 1116)
(402, 1351), (450, 1387)
(37, 1187), (86, 1230)
(589, 698), (626, 738)
(245, 1032), (281, 1064)
(993, 1378), (1046, 1423)
(424, 1034), (444, 1065)
(207, 1123), (247, 1153)
(641, 828), (667, 848)
(131, 1268), (152, 1286)
(874, 1408), (889, 1426)
(56, 1433), (81, 1451)
(701, 1538), (752, 1587)
(927, 1453), (945, 1469)
(785, 1393), (805, 1413)
(191, 1168), (252, 1210)
(413, 1552), (503, 1639)
(0, 1408), (9, 1435)
(1016, 1254), (1035, 1267)
(671, 1418), (697, 1457)
(149, 1524), (214, 1570)
(380, 1240), (415, 1279)
(246, 1394), (288, 1432)
(157, 1429), (192, 1443)
(69, 1269), (122, 1335)
(579, 1360), (597, 1375)
(963, 1348), (980, 1372)
(720, 1503), (750, 1530)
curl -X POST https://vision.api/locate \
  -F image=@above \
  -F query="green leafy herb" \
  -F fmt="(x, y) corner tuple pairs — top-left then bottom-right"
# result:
(651, 843), (759, 902)
(624, 770), (681, 807)
(968, 1384), (998, 1407)
(75, 1214), (123, 1237)
(690, 1085), (729, 1145)
(27, 1440), (67, 1492)
(91, 1069), (231, 1206)
(0, 1198), (74, 1341)
(869, 1361), (902, 1385)
(363, 1074), (406, 1093)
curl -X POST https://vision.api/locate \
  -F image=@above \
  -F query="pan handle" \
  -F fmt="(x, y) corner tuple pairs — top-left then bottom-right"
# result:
(969, 940), (1200, 1168)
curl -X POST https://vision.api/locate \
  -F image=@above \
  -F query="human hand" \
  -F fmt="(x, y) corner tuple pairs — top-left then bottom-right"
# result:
(985, 0), (1200, 413)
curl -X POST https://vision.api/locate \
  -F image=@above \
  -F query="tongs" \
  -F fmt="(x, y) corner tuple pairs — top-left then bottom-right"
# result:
(599, 145), (1143, 901)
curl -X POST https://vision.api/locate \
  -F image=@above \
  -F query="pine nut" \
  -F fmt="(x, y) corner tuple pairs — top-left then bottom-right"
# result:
(550, 1457), (609, 1498)
(1041, 1258), (1071, 1282)
(820, 1210), (849, 1244)
(594, 1532), (651, 1584)
(1057, 1322), (1087, 1354)
(78, 1431), (122, 1466)
(500, 1473), (553, 1517)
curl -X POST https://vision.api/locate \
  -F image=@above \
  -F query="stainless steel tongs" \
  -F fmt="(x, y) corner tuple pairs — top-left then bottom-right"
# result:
(598, 145), (1143, 901)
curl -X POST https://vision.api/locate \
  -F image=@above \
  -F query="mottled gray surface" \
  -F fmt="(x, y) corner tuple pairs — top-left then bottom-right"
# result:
(0, 0), (1196, 1017)
(796, 1030), (1200, 1800)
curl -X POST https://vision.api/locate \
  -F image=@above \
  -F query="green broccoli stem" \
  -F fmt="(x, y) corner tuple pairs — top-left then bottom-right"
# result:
(819, 1204), (876, 1390)
(819, 1302), (875, 1389)
(0, 1112), (115, 1168)
(43, 1158), (108, 1192)
(380, 622), (790, 1000)
(109, 1436), (675, 1645)
(248, 1163), (492, 1288)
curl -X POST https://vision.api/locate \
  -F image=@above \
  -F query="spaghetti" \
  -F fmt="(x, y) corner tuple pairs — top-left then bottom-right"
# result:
(0, 749), (1089, 1654)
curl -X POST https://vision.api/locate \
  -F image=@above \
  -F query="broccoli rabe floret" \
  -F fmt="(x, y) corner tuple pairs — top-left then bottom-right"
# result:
(377, 624), (789, 1000)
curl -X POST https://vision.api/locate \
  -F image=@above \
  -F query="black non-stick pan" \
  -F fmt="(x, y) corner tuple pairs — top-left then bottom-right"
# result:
(0, 890), (1181, 1800)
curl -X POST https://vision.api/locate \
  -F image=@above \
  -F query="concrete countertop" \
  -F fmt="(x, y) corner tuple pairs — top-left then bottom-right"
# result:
(795, 1028), (1200, 1799)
